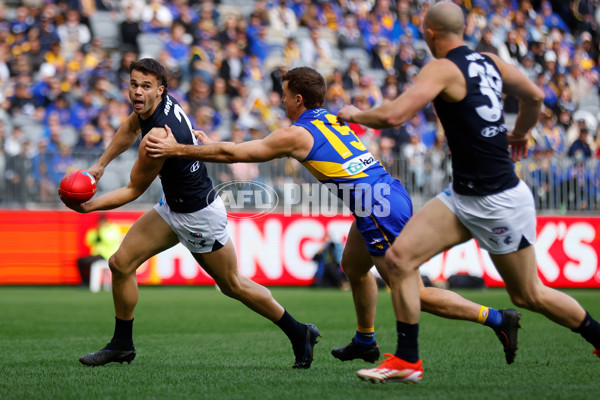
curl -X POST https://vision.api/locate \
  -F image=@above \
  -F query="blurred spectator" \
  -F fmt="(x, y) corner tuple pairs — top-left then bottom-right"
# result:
(299, 28), (334, 71)
(323, 83), (348, 115)
(219, 41), (246, 96)
(403, 133), (427, 194)
(5, 139), (35, 204)
(498, 29), (527, 66)
(282, 37), (301, 67)
(4, 126), (24, 157)
(74, 122), (103, 165)
(142, 0), (173, 35)
(7, 82), (39, 119)
(164, 22), (191, 80)
(37, 15), (61, 52)
(299, 2), (323, 30)
(426, 134), (449, 197)
(342, 59), (361, 90)
(354, 75), (382, 107)
(268, 0), (298, 39)
(539, 109), (565, 154)
(370, 37), (396, 73)
(187, 75), (214, 116)
(392, 9), (420, 41)
(57, 8), (91, 59)
(120, 6), (142, 54)
(540, 0), (569, 33)
(311, 234), (346, 289)
(566, 64), (593, 106)
(475, 29), (498, 54)
(568, 127), (593, 159)
(337, 14), (364, 50)
(211, 76), (230, 114)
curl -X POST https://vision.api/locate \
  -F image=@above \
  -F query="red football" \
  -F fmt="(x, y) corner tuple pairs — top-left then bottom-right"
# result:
(59, 169), (97, 203)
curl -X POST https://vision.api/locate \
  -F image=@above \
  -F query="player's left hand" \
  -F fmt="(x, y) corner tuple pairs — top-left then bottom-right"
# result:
(337, 105), (361, 125)
(145, 124), (179, 158)
(57, 189), (91, 213)
(192, 129), (214, 145)
(507, 131), (529, 162)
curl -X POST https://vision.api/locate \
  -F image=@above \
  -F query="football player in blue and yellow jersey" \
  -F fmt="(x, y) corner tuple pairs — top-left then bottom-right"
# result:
(146, 66), (522, 369)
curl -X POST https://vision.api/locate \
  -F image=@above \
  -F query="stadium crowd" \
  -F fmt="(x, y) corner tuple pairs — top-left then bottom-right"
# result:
(0, 0), (599, 210)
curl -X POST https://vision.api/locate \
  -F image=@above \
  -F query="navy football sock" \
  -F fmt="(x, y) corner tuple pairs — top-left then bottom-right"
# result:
(394, 321), (419, 363)
(572, 311), (600, 349)
(354, 328), (375, 347)
(275, 310), (305, 344)
(109, 317), (134, 349)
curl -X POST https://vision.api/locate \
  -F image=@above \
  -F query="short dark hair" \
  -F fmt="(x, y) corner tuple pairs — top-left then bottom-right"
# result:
(129, 58), (168, 99)
(282, 67), (326, 109)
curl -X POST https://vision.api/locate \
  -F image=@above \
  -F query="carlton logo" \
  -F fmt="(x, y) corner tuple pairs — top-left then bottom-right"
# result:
(210, 180), (279, 220)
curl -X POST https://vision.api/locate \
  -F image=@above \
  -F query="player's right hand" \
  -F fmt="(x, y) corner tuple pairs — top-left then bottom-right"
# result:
(87, 164), (104, 182)
(507, 132), (529, 162)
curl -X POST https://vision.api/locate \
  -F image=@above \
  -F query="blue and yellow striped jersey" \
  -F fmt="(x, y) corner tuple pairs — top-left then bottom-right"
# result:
(295, 108), (393, 213)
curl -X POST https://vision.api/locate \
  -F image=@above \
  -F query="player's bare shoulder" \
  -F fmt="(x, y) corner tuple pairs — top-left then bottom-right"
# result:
(266, 124), (314, 161)
(420, 57), (465, 102)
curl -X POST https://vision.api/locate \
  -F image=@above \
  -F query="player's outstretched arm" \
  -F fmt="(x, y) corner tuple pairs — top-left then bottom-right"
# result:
(145, 124), (312, 163)
(71, 129), (165, 213)
(337, 59), (455, 129)
(88, 113), (141, 181)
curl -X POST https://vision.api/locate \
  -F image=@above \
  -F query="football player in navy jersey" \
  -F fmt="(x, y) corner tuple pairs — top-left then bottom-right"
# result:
(337, 1), (600, 384)
(60, 58), (320, 369)
(145, 66), (525, 370)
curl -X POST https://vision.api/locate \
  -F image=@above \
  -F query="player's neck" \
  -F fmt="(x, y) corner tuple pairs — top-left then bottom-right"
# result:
(435, 40), (464, 59)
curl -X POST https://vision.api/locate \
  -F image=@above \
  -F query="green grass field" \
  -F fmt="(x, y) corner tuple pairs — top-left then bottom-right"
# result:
(0, 286), (598, 400)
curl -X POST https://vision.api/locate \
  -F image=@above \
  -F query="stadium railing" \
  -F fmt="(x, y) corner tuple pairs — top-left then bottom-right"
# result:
(0, 150), (598, 213)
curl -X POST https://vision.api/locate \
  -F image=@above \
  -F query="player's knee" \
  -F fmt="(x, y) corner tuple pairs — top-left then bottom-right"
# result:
(217, 278), (244, 299)
(385, 245), (410, 276)
(509, 290), (542, 311)
(108, 253), (133, 278)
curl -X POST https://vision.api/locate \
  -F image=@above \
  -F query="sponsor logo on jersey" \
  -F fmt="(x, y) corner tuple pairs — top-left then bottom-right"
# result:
(190, 161), (200, 172)
(187, 239), (207, 247)
(190, 232), (203, 238)
(466, 53), (484, 61)
(480, 125), (507, 138)
(341, 152), (378, 175)
(491, 227), (508, 235)
(164, 95), (173, 116)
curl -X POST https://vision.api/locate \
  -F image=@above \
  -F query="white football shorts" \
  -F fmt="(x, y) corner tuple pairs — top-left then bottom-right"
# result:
(436, 180), (536, 255)
(154, 195), (229, 254)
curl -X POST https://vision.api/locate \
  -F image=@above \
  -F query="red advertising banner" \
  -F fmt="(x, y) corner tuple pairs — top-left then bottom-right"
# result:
(0, 211), (598, 287)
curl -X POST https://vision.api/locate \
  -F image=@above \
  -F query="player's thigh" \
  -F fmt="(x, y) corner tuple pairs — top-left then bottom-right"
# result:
(114, 209), (179, 270)
(341, 221), (376, 278)
(392, 197), (471, 267)
(191, 238), (239, 286)
(489, 245), (539, 298)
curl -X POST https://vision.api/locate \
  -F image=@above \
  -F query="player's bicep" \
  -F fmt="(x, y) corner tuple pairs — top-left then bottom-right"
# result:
(229, 128), (301, 162)
(487, 53), (543, 101)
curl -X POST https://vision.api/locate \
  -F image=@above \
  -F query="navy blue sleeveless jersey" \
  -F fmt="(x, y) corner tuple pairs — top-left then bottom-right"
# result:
(138, 95), (214, 213)
(433, 46), (519, 196)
